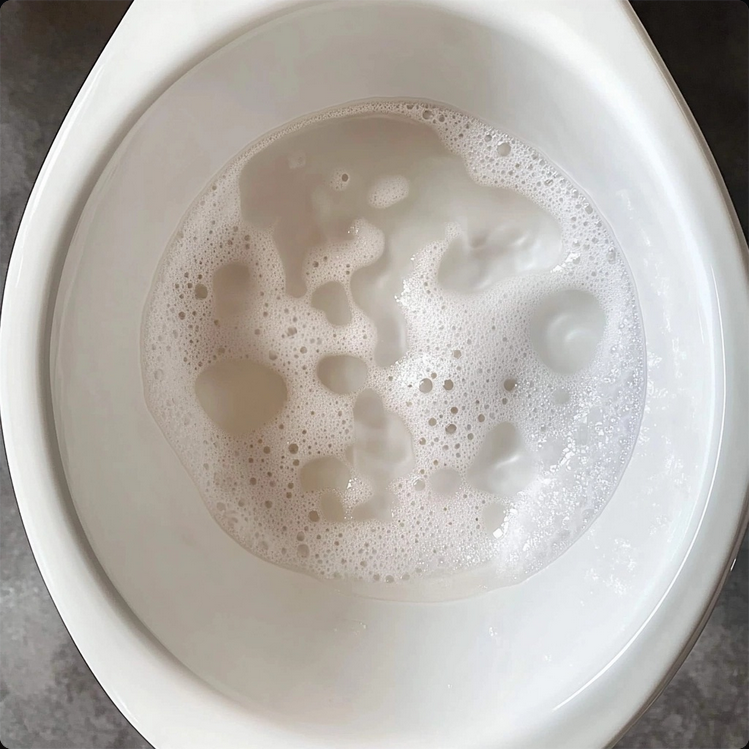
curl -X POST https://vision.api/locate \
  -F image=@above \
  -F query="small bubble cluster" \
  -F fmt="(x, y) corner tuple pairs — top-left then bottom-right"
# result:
(142, 100), (645, 596)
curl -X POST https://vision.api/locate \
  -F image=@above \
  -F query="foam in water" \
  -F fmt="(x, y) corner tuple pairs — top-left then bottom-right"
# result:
(142, 100), (645, 599)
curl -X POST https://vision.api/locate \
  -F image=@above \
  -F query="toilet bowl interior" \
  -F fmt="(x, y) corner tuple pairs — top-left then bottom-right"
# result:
(45, 1), (733, 747)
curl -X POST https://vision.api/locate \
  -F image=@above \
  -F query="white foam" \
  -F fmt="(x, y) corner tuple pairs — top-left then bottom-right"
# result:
(142, 100), (645, 596)
(368, 175), (410, 209)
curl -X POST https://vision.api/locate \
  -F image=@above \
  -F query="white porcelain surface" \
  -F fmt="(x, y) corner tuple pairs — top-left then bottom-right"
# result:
(2, 1), (748, 748)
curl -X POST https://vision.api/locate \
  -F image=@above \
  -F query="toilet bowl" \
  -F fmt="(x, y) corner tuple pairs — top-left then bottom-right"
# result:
(1, 1), (748, 747)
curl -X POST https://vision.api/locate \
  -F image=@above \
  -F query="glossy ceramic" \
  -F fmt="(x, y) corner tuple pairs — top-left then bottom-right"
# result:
(2, 1), (747, 748)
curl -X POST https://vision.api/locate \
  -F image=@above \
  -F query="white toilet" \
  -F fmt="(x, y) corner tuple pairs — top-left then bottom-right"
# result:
(2, 1), (747, 747)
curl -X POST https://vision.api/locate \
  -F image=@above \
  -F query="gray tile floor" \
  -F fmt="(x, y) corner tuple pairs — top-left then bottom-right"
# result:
(0, 2), (747, 748)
